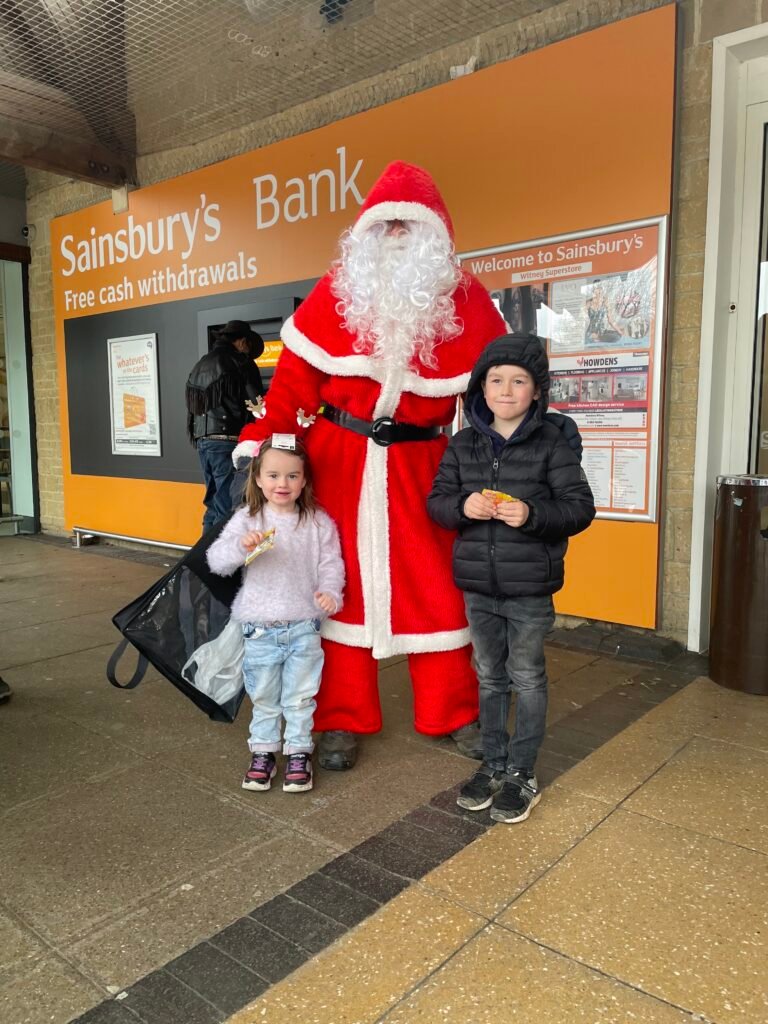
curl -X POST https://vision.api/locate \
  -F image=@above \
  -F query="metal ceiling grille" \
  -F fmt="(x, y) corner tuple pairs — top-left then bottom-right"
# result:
(0, 0), (562, 164)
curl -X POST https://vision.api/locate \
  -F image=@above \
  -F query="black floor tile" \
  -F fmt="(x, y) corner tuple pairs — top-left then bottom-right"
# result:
(563, 701), (646, 738)
(165, 942), (269, 1016)
(628, 669), (696, 703)
(579, 690), (656, 722)
(546, 625), (605, 651)
(403, 805), (487, 844)
(350, 834), (444, 879)
(250, 894), (346, 954)
(320, 852), (410, 903)
(536, 764), (564, 788)
(542, 724), (603, 758)
(380, 820), (464, 862)
(598, 633), (682, 663)
(287, 872), (380, 928)
(120, 969), (224, 1024)
(72, 1002), (138, 1024)
(210, 916), (308, 983)
(535, 748), (581, 774)
(429, 785), (492, 823)
(667, 650), (709, 675)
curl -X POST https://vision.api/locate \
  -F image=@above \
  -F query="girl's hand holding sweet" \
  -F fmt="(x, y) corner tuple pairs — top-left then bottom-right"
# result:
(241, 530), (265, 552)
(314, 592), (337, 614)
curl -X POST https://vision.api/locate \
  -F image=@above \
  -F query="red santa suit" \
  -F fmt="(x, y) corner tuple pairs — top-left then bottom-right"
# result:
(235, 161), (505, 736)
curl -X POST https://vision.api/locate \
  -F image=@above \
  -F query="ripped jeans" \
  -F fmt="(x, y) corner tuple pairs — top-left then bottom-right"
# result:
(242, 619), (324, 754)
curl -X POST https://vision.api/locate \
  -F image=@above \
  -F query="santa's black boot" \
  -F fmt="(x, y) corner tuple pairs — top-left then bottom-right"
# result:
(318, 730), (358, 771)
(450, 720), (483, 759)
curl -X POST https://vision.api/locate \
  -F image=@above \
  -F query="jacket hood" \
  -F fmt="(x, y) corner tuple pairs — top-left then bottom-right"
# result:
(351, 160), (454, 246)
(464, 333), (550, 435)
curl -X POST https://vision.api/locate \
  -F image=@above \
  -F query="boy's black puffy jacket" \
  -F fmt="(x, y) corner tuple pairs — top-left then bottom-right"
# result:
(427, 334), (595, 597)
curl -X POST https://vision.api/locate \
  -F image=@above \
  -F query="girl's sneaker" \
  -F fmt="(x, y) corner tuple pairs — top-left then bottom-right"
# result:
(242, 752), (277, 791)
(283, 753), (313, 792)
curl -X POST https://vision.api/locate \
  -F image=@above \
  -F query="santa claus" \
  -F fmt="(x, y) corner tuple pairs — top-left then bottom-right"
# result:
(233, 161), (506, 769)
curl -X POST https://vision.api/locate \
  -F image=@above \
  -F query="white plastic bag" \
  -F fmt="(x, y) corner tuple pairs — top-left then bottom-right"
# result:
(182, 617), (244, 706)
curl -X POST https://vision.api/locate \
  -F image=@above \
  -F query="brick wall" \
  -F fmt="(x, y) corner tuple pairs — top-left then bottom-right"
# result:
(25, 0), (768, 640)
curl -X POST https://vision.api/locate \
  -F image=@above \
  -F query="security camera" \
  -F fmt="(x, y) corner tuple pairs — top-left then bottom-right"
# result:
(21, 224), (37, 242)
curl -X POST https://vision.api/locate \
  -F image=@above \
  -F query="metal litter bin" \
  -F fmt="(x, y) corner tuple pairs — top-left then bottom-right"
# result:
(710, 475), (768, 695)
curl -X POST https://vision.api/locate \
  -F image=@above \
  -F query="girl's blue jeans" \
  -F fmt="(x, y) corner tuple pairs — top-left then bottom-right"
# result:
(242, 619), (324, 754)
(464, 592), (555, 775)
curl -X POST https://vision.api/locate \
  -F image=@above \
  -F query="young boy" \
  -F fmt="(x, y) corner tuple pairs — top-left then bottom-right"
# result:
(427, 333), (595, 823)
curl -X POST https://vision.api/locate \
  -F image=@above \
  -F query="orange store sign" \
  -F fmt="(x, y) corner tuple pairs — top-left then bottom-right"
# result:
(50, 4), (676, 629)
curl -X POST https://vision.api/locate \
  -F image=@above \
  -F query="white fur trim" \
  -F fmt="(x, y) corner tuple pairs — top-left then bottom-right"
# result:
(307, 352), (467, 659)
(322, 618), (470, 656)
(353, 202), (451, 247)
(282, 315), (383, 379)
(402, 369), (470, 398)
(283, 315), (469, 398)
(231, 439), (260, 466)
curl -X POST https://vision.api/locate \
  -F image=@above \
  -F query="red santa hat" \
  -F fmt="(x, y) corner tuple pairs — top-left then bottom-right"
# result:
(352, 161), (455, 246)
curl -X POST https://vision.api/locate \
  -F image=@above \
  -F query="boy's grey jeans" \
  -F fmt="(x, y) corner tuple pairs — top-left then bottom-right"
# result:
(464, 592), (555, 775)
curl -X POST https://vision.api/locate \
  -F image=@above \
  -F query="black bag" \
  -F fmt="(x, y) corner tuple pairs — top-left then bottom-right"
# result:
(107, 515), (246, 722)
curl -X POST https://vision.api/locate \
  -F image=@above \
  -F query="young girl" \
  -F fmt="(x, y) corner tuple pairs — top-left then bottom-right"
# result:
(207, 436), (344, 793)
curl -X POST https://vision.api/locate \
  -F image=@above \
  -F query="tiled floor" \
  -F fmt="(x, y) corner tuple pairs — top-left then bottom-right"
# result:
(228, 679), (768, 1024)
(2, 535), (748, 1024)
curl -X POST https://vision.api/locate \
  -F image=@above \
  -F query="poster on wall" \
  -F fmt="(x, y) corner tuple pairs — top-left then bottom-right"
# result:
(464, 217), (667, 522)
(107, 333), (162, 456)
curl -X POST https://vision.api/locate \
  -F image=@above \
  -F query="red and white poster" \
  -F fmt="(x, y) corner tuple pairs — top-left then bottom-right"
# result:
(464, 219), (667, 521)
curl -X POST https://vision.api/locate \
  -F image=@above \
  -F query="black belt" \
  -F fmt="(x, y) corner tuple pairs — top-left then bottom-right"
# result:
(321, 404), (441, 447)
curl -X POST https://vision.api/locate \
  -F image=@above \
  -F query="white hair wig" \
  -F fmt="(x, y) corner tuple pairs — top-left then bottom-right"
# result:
(331, 220), (463, 369)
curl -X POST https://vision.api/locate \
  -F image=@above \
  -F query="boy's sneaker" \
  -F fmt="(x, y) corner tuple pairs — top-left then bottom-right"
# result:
(456, 766), (506, 811)
(283, 753), (313, 792)
(490, 771), (541, 823)
(242, 752), (277, 791)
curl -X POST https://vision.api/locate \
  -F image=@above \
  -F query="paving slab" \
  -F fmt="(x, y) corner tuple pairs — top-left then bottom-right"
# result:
(553, 716), (691, 804)
(500, 810), (768, 1024)
(0, 912), (46, 977)
(0, 956), (103, 1024)
(0, 536), (713, 1024)
(64, 833), (335, 991)
(623, 735), (768, 854)
(0, 701), (132, 811)
(0, 761), (282, 944)
(381, 925), (693, 1024)
(421, 783), (612, 918)
(226, 887), (485, 1024)
(0, 615), (121, 670)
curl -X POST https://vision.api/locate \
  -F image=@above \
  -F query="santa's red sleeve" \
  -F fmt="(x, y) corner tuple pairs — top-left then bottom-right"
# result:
(233, 347), (327, 462)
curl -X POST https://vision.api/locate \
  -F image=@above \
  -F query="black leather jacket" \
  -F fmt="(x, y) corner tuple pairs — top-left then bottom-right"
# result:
(185, 340), (263, 443)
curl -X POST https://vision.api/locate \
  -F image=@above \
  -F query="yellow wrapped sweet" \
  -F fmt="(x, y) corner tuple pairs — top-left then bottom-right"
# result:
(244, 528), (276, 566)
(482, 488), (518, 504)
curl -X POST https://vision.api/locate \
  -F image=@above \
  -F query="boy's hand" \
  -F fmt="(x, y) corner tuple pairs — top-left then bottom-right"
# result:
(314, 592), (337, 614)
(241, 530), (265, 552)
(494, 500), (530, 528)
(464, 492), (496, 520)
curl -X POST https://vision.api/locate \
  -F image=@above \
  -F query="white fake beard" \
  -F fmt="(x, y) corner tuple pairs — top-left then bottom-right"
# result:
(332, 221), (463, 370)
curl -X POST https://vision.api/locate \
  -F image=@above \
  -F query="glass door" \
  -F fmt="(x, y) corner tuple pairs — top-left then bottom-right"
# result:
(0, 260), (36, 532)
